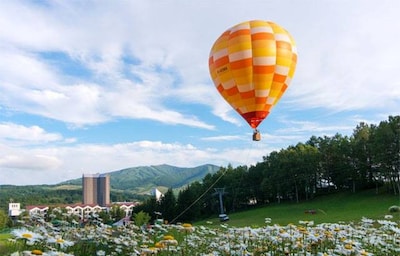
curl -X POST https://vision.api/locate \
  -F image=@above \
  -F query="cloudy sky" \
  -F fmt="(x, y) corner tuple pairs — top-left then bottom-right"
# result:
(0, 0), (399, 185)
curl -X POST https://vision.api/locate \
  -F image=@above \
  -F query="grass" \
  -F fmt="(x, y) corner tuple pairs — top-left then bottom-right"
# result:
(1, 190), (399, 255)
(1, 189), (399, 232)
(197, 189), (400, 227)
(0, 233), (10, 240)
(0, 232), (11, 254)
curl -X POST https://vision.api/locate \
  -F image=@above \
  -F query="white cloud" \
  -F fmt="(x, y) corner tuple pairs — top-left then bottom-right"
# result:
(0, 140), (268, 185)
(0, 49), (58, 87)
(276, 120), (354, 136)
(0, 153), (61, 170)
(0, 122), (64, 145)
(0, 1), (220, 129)
(0, 1), (399, 185)
(286, 1), (400, 113)
(1, 1), (399, 124)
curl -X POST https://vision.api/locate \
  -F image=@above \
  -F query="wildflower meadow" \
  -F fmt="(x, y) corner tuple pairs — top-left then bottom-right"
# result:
(1, 208), (400, 256)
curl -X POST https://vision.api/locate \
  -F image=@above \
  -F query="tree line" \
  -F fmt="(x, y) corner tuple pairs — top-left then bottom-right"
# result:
(133, 116), (400, 223)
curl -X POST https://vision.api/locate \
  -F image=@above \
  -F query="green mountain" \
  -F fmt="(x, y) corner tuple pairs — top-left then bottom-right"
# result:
(0, 164), (221, 209)
(60, 164), (221, 193)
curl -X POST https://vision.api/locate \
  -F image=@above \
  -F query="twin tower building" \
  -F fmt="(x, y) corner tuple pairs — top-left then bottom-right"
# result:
(82, 173), (110, 207)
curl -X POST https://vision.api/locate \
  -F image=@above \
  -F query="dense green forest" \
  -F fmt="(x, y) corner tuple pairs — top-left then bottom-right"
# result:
(134, 116), (400, 223)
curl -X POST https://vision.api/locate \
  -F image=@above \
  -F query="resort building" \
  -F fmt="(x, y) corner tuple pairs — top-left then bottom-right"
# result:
(65, 203), (104, 219)
(82, 173), (110, 206)
(151, 188), (164, 201)
(15, 173), (139, 222)
(26, 205), (49, 216)
(24, 202), (138, 220)
(8, 202), (23, 217)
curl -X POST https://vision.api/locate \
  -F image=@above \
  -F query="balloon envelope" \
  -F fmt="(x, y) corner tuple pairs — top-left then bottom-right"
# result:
(209, 20), (297, 129)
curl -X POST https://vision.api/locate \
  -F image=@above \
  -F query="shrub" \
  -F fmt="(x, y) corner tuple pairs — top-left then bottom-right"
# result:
(133, 210), (151, 226)
(0, 210), (9, 230)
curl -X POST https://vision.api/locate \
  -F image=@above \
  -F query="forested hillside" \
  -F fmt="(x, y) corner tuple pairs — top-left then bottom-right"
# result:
(134, 116), (400, 223)
(0, 164), (220, 210)
(60, 164), (220, 191)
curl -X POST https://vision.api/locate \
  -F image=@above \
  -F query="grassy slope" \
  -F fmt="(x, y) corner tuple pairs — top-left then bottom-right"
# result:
(197, 189), (400, 227)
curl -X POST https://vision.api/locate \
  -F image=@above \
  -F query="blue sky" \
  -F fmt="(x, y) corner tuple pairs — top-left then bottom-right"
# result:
(1, 0), (399, 185)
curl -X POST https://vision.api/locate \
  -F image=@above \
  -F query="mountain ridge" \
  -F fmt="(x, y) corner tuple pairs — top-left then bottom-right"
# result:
(59, 164), (221, 193)
(0, 164), (222, 207)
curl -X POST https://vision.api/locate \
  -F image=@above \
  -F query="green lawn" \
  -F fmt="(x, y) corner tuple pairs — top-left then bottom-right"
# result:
(197, 189), (400, 227)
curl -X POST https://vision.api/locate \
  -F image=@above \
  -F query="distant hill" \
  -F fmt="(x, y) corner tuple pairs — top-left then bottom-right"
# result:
(59, 164), (221, 194)
(0, 164), (221, 208)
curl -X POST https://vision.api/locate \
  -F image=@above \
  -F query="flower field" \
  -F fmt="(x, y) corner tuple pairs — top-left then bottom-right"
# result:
(2, 212), (400, 255)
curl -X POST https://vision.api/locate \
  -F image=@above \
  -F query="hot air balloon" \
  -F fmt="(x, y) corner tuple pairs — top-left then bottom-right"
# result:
(208, 20), (297, 141)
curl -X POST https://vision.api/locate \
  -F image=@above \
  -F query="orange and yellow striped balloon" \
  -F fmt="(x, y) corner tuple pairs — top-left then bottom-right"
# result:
(209, 20), (297, 129)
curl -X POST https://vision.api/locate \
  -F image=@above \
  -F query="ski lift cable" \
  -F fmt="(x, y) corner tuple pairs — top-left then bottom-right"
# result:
(170, 166), (229, 223)
(170, 138), (256, 223)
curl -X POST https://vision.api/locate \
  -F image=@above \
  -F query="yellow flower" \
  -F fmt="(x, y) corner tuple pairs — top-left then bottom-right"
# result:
(344, 243), (352, 250)
(163, 235), (174, 240)
(182, 223), (192, 228)
(155, 242), (165, 248)
(182, 223), (195, 232)
(298, 226), (307, 232)
(23, 233), (33, 239)
(160, 235), (178, 245)
(31, 250), (43, 255)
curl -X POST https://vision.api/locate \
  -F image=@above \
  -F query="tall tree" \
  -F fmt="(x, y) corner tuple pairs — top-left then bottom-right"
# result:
(371, 116), (400, 194)
(158, 188), (176, 223)
(351, 122), (375, 192)
(294, 143), (319, 200)
(245, 164), (266, 205)
(176, 182), (204, 222)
